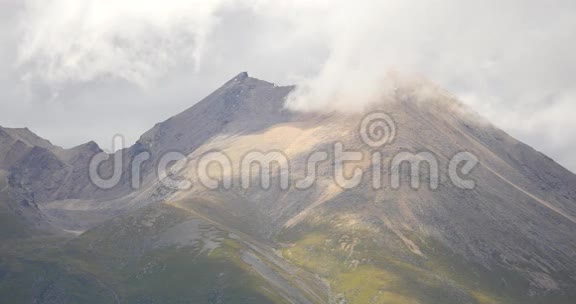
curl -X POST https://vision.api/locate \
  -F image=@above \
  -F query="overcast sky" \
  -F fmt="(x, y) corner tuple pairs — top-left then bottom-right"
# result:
(1, 0), (575, 172)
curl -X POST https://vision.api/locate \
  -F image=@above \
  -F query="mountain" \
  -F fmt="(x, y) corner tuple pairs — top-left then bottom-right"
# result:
(1, 72), (575, 303)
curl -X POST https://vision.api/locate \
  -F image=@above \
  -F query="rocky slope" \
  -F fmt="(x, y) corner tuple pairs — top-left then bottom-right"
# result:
(1, 72), (575, 303)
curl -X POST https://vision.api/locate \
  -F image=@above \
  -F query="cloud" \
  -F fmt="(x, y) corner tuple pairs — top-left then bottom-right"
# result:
(283, 0), (576, 113)
(5, 0), (576, 171)
(16, 0), (230, 88)
(14, 0), (576, 108)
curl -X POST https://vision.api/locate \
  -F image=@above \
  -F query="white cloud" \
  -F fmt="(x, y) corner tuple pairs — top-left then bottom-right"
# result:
(283, 0), (576, 113)
(4, 0), (576, 171)
(17, 0), (230, 88)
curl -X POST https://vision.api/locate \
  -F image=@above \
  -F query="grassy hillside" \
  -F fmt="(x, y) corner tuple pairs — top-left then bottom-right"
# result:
(0, 200), (325, 303)
(277, 213), (575, 304)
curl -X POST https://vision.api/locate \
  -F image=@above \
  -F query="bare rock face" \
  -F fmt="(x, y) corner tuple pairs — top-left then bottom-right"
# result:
(0, 127), (109, 233)
(0, 129), (103, 202)
(0, 127), (54, 151)
(138, 72), (293, 151)
(132, 72), (295, 183)
(0, 128), (60, 232)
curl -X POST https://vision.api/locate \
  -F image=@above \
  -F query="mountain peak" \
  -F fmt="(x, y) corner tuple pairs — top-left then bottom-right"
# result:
(66, 140), (102, 154)
(0, 125), (55, 149)
(136, 71), (294, 157)
(222, 71), (282, 89)
(224, 71), (250, 86)
(236, 71), (249, 80)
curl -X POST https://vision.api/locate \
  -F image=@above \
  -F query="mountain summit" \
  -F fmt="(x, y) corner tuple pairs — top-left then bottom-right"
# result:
(137, 72), (293, 156)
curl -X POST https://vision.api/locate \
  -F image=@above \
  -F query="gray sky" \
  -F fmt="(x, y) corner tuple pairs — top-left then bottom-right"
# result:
(1, 0), (575, 172)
